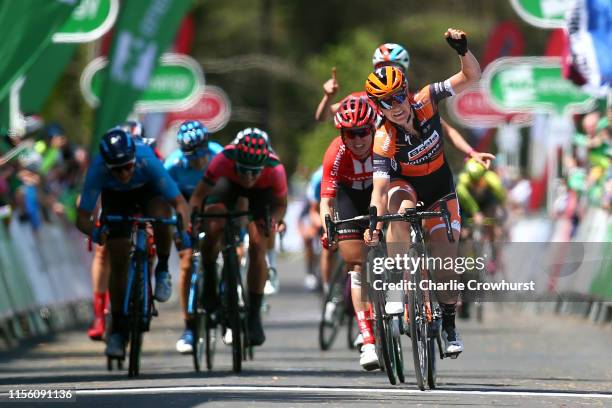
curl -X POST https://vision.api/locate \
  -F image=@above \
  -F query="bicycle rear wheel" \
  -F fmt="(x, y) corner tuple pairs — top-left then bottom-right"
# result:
(192, 311), (207, 372)
(318, 261), (346, 350)
(392, 317), (405, 383)
(191, 256), (207, 372)
(427, 333), (438, 389)
(347, 314), (359, 350)
(372, 291), (396, 385)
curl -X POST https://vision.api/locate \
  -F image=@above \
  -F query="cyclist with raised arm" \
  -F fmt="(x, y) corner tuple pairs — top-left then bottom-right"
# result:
(163, 120), (223, 354)
(364, 29), (494, 356)
(320, 96), (381, 370)
(315, 43), (468, 151)
(76, 128), (191, 358)
(189, 128), (288, 346)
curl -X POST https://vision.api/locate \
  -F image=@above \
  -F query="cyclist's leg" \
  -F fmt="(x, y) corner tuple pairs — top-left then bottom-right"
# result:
(385, 179), (418, 314)
(320, 245), (335, 293)
(146, 196), (174, 302)
(88, 243), (110, 340)
(176, 247), (195, 353)
(335, 184), (378, 368)
(100, 189), (138, 356)
(244, 187), (279, 346)
(339, 239), (378, 369)
(297, 201), (316, 282)
(423, 195), (462, 354)
(202, 177), (237, 311)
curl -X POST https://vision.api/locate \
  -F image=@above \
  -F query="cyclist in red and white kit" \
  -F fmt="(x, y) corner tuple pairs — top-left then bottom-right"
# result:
(319, 95), (380, 370)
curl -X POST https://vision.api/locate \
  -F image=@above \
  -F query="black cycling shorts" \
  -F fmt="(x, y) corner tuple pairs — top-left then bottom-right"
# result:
(335, 184), (372, 241)
(393, 162), (455, 209)
(101, 183), (161, 239)
(206, 178), (274, 221)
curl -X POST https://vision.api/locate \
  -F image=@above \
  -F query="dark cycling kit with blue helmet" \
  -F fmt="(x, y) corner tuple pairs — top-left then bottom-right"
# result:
(79, 142), (181, 237)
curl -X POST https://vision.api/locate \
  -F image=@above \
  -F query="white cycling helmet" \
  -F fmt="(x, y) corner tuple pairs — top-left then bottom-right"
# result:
(372, 43), (410, 72)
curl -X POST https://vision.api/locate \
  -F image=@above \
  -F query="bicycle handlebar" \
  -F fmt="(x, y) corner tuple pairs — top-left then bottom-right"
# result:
(102, 214), (179, 226)
(325, 198), (456, 244)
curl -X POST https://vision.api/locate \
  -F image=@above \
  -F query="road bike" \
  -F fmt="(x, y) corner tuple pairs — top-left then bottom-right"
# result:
(102, 214), (181, 377)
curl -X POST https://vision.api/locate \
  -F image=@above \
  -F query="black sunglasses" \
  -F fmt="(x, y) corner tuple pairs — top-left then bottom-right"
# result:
(341, 126), (373, 140)
(236, 163), (263, 177)
(108, 161), (135, 173)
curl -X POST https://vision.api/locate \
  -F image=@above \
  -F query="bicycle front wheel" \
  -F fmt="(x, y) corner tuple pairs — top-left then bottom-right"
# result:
(318, 261), (346, 350)
(372, 291), (396, 385)
(223, 249), (242, 372)
(128, 254), (145, 378)
(408, 255), (428, 390)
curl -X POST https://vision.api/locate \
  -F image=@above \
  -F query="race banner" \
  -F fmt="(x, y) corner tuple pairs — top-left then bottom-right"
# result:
(92, 0), (193, 149)
(20, 44), (78, 114)
(0, 0), (80, 101)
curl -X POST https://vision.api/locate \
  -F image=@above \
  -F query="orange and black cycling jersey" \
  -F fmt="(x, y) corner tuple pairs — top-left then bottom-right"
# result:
(372, 81), (454, 179)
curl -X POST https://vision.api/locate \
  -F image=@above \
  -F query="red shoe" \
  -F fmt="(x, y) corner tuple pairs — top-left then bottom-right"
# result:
(88, 291), (108, 341)
(88, 316), (105, 341)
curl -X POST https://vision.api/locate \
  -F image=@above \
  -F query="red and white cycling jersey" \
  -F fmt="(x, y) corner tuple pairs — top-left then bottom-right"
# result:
(321, 136), (373, 199)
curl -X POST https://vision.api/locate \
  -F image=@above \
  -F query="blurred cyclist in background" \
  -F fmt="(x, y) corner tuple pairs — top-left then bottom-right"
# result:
(77, 128), (191, 357)
(298, 166), (325, 291)
(164, 120), (223, 354)
(456, 158), (507, 318)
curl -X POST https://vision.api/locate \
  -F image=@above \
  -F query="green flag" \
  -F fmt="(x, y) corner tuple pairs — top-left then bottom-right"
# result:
(21, 43), (78, 114)
(0, 0), (80, 101)
(0, 98), (9, 139)
(93, 0), (192, 149)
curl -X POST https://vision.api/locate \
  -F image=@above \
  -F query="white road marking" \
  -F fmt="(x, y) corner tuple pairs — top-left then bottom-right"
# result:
(72, 385), (612, 399)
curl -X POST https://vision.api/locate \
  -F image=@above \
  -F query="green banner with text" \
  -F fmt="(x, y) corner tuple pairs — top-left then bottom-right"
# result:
(0, 0), (80, 102)
(93, 0), (193, 150)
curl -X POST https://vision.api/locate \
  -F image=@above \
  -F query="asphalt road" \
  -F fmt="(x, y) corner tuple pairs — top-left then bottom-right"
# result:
(0, 252), (611, 407)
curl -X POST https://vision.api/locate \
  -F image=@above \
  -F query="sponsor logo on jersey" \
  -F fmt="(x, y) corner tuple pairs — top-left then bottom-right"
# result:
(330, 143), (345, 178)
(376, 130), (391, 154)
(407, 130), (440, 161)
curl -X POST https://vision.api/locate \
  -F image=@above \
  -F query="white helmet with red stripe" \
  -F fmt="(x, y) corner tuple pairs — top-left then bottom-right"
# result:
(372, 43), (410, 72)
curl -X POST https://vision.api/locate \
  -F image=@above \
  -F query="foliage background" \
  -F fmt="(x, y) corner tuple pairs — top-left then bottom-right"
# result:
(47, 0), (551, 179)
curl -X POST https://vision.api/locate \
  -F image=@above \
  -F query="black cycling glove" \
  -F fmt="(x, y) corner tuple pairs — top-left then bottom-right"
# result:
(446, 34), (468, 56)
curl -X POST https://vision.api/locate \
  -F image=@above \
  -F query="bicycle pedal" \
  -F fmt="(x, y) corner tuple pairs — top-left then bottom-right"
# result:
(445, 352), (461, 359)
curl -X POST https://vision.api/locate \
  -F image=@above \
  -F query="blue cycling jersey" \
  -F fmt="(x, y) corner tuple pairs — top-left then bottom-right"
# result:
(306, 166), (323, 204)
(163, 141), (223, 198)
(79, 142), (181, 213)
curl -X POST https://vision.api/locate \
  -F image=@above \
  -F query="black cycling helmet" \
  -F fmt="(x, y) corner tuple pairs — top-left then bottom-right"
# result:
(99, 127), (136, 167)
(235, 127), (269, 167)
